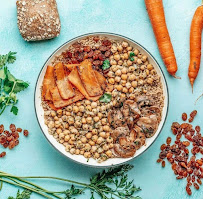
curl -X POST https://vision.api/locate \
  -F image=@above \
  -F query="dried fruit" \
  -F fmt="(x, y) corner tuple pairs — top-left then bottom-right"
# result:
(182, 113), (187, 121)
(166, 137), (172, 145)
(162, 161), (165, 168)
(23, 130), (29, 137)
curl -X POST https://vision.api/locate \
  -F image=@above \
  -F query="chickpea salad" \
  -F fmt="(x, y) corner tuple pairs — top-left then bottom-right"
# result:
(41, 36), (164, 163)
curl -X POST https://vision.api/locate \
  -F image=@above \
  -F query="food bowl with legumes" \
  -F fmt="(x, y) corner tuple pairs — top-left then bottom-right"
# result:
(35, 33), (169, 167)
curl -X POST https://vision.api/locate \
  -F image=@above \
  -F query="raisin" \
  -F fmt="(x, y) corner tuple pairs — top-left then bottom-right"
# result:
(176, 176), (184, 179)
(156, 159), (162, 163)
(182, 113), (187, 121)
(102, 40), (111, 46)
(166, 137), (172, 145)
(160, 144), (166, 151)
(195, 126), (201, 133)
(188, 117), (193, 123)
(93, 36), (100, 42)
(23, 130), (29, 137)
(166, 152), (173, 159)
(196, 160), (203, 166)
(186, 186), (192, 195)
(0, 151), (6, 158)
(99, 46), (107, 52)
(172, 163), (177, 170)
(8, 141), (15, 149)
(0, 124), (4, 134)
(9, 124), (16, 132)
(104, 51), (111, 57)
(88, 50), (94, 58)
(194, 183), (199, 190)
(190, 110), (197, 118)
(197, 178), (202, 185)
(182, 141), (190, 147)
(98, 54), (105, 61)
(83, 46), (91, 52)
(17, 128), (22, 133)
(15, 140), (19, 146)
(162, 161), (166, 168)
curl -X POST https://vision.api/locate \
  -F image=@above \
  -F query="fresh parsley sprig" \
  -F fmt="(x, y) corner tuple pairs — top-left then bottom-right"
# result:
(8, 189), (32, 199)
(1, 164), (141, 199)
(0, 52), (29, 115)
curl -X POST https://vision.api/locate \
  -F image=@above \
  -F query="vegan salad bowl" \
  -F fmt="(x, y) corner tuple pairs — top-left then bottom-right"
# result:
(35, 32), (169, 167)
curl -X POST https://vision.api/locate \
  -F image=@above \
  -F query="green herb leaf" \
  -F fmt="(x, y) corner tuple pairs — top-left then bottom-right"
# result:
(65, 185), (83, 199)
(11, 106), (18, 115)
(102, 60), (110, 70)
(130, 57), (134, 62)
(129, 52), (135, 57)
(0, 52), (17, 68)
(8, 189), (32, 199)
(99, 93), (112, 103)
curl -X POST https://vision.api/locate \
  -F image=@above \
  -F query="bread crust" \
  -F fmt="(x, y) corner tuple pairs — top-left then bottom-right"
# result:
(16, 0), (61, 41)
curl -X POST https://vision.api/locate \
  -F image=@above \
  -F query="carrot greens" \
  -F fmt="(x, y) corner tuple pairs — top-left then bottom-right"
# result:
(1, 164), (141, 199)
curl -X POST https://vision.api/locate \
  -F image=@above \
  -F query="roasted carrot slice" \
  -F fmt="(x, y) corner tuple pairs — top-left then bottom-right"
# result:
(54, 62), (75, 99)
(77, 60), (102, 97)
(42, 65), (55, 101)
(94, 70), (107, 91)
(50, 87), (84, 108)
(64, 64), (81, 71)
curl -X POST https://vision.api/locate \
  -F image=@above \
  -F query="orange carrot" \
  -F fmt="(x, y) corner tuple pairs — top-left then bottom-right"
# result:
(145, 0), (180, 78)
(188, 3), (203, 90)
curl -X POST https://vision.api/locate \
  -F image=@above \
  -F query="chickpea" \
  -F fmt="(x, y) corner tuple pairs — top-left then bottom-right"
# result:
(114, 54), (120, 61)
(92, 135), (98, 142)
(97, 112), (103, 119)
(121, 67), (128, 74)
(138, 80), (144, 85)
(84, 132), (92, 139)
(75, 149), (80, 155)
(143, 89), (147, 93)
(121, 80), (127, 86)
(63, 130), (70, 135)
(90, 102), (97, 109)
(141, 55), (148, 62)
(144, 61), (149, 66)
(86, 105), (92, 111)
(66, 106), (72, 112)
(127, 60), (133, 66)
(56, 128), (62, 135)
(122, 87), (128, 93)
(106, 150), (112, 157)
(97, 147), (104, 154)
(92, 129), (98, 135)
(107, 71), (114, 78)
(140, 65), (145, 71)
(138, 53), (142, 58)
(147, 64), (154, 70)
(101, 118), (107, 125)
(121, 74), (128, 80)
(81, 137), (87, 143)
(107, 136), (113, 143)
(133, 57), (138, 63)
(84, 152), (91, 158)
(125, 82), (131, 89)
(67, 116), (74, 125)
(146, 69), (150, 75)
(134, 49), (139, 55)
(99, 132), (106, 138)
(81, 118), (86, 124)
(131, 81), (138, 88)
(129, 87), (134, 93)
(123, 53), (128, 60)
(51, 111), (56, 117)
(68, 139), (74, 145)
(114, 76), (121, 83)
(66, 111), (71, 116)
(103, 144), (109, 151)
(57, 109), (62, 115)
(109, 143), (114, 148)
(59, 133), (65, 139)
(117, 45), (123, 52)
(64, 135), (70, 142)
(103, 125), (110, 132)
(91, 146), (97, 152)
(108, 78), (115, 84)
(115, 69), (121, 76)
(128, 66), (135, 72)
(93, 116), (99, 123)
(54, 116), (59, 121)
(70, 134), (76, 141)
(69, 148), (75, 154)
(110, 59), (117, 65)
(116, 84), (123, 91)
(137, 59), (142, 65)
(89, 140), (95, 146)
(80, 150), (85, 155)
(94, 152), (100, 159)
(129, 74), (136, 81)
(112, 65), (118, 72)
(118, 60), (123, 65)
(100, 105), (106, 112)
(74, 121), (82, 128)
(86, 117), (92, 124)
(83, 124), (89, 131)
(127, 46), (132, 51)
(111, 45), (117, 53)
(122, 41), (129, 48)
(147, 78), (154, 84)
(78, 105), (85, 112)
(112, 90), (118, 97)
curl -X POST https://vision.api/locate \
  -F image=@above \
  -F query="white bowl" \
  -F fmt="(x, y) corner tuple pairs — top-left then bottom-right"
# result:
(35, 32), (169, 168)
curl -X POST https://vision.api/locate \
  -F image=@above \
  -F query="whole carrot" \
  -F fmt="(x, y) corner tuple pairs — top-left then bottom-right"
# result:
(145, 0), (180, 78)
(188, 2), (203, 90)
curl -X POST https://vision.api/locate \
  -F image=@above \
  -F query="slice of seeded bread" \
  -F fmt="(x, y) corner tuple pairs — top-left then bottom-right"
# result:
(16, 0), (61, 41)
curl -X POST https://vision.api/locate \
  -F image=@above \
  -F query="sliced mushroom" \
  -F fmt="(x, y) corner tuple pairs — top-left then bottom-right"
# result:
(108, 110), (126, 129)
(142, 106), (162, 123)
(137, 115), (158, 138)
(135, 95), (153, 109)
(121, 100), (141, 129)
(111, 126), (129, 142)
(114, 142), (136, 158)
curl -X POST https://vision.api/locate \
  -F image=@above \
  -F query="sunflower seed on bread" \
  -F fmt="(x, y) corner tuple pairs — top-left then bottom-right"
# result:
(16, 0), (61, 41)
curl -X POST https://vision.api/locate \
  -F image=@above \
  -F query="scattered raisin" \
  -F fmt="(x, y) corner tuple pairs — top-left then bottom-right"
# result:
(195, 126), (200, 133)
(188, 117), (193, 123)
(194, 183), (199, 190)
(0, 125), (4, 134)
(23, 130), (29, 137)
(17, 128), (22, 133)
(190, 110), (197, 118)
(0, 151), (6, 158)
(166, 137), (172, 145)
(160, 144), (166, 151)
(157, 159), (162, 163)
(9, 124), (16, 132)
(182, 113), (187, 121)
(162, 161), (166, 168)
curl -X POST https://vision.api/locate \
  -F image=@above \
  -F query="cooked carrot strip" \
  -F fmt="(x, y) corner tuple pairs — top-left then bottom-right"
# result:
(145, 0), (180, 78)
(77, 60), (102, 97)
(54, 62), (75, 99)
(42, 65), (55, 101)
(188, 4), (203, 90)
(50, 87), (84, 108)
(64, 64), (81, 71)
(94, 70), (107, 91)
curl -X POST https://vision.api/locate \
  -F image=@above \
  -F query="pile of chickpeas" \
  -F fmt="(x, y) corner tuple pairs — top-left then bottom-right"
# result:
(43, 39), (160, 162)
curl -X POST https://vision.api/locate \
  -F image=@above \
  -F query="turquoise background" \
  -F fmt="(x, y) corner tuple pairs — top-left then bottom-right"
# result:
(0, 0), (203, 198)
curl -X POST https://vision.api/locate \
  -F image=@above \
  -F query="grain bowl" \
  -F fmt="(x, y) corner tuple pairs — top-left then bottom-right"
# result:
(35, 33), (169, 167)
